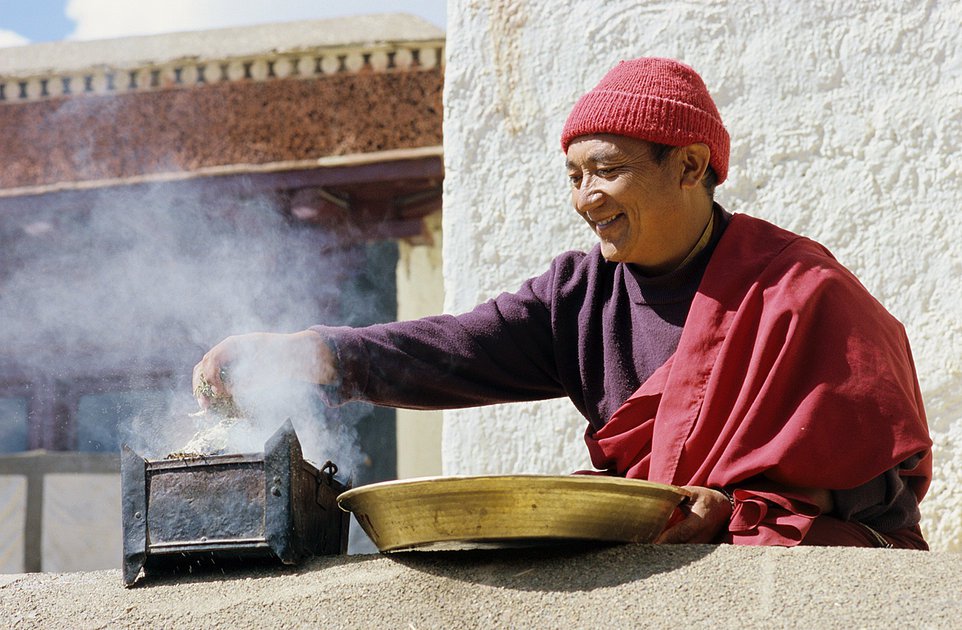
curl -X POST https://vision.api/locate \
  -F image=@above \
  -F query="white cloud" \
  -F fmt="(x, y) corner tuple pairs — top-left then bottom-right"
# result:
(0, 28), (30, 48)
(65, 0), (444, 40)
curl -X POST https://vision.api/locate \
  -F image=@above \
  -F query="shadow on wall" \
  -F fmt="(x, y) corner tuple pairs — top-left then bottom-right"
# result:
(385, 543), (716, 592)
(123, 543), (715, 592)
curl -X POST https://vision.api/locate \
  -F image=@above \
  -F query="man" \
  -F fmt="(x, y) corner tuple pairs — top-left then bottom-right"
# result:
(194, 58), (932, 548)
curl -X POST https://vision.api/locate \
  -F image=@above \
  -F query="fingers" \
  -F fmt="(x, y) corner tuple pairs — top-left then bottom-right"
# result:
(204, 347), (229, 395)
(654, 511), (720, 544)
(191, 363), (209, 409)
(192, 336), (236, 408)
(654, 512), (698, 544)
(653, 486), (731, 544)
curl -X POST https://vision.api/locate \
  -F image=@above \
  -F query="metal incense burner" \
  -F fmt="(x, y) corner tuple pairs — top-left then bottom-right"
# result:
(121, 420), (349, 586)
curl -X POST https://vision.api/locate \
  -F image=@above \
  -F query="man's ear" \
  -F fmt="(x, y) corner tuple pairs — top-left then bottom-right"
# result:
(677, 143), (711, 189)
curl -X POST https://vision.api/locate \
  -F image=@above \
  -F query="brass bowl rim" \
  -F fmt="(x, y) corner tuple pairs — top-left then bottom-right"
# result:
(337, 474), (691, 507)
(337, 474), (691, 551)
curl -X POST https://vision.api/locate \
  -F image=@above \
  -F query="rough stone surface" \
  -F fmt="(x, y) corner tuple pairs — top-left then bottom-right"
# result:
(441, 0), (962, 550)
(1, 545), (960, 628)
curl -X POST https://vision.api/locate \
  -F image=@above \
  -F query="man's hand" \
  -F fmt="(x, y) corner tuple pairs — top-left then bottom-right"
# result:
(191, 330), (336, 409)
(654, 485), (732, 544)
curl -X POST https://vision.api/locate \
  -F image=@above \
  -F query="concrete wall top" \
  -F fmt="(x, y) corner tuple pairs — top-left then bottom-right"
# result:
(3, 545), (961, 627)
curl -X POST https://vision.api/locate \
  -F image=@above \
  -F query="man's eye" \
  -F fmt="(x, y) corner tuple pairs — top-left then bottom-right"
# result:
(596, 168), (613, 177)
(568, 174), (582, 186)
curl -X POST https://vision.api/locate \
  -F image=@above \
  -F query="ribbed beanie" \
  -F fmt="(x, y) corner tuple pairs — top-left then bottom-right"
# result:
(561, 57), (730, 183)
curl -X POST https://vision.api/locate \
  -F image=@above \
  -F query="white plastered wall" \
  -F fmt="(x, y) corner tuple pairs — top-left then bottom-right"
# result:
(395, 211), (445, 478)
(42, 474), (121, 572)
(441, 0), (962, 550)
(0, 476), (26, 573)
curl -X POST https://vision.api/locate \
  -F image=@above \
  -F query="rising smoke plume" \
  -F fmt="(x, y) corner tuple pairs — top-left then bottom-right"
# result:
(0, 180), (396, 479)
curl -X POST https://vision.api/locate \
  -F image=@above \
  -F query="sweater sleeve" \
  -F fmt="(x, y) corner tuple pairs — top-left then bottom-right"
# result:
(312, 256), (575, 410)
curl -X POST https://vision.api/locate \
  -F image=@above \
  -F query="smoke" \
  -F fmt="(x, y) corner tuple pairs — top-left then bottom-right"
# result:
(0, 181), (390, 479)
(3, 187), (338, 354)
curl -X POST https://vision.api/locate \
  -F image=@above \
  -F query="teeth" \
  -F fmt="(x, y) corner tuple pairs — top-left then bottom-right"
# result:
(596, 215), (618, 226)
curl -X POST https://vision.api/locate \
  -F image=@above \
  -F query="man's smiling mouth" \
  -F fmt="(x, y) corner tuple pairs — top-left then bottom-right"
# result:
(595, 214), (623, 228)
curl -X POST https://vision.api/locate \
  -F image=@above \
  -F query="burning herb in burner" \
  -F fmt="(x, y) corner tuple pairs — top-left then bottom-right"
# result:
(167, 374), (249, 459)
(192, 372), (243, 418)
(167, 415), (251, 459)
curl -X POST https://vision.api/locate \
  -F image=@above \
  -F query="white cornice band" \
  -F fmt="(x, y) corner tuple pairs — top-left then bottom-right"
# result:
(0, 41), (445, 104)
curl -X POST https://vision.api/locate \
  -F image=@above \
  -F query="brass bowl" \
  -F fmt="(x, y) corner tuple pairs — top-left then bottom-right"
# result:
(337, 475), (690, 552)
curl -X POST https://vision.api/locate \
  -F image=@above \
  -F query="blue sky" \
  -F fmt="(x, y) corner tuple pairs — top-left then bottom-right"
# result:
(0, 0), (445, 46)
(0, 0), (73, 42)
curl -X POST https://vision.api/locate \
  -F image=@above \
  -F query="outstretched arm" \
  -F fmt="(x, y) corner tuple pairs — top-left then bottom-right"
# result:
(192, 330), (336, 408)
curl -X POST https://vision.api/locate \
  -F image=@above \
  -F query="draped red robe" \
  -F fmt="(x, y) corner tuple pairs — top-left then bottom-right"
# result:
(584, 214), (932, 545)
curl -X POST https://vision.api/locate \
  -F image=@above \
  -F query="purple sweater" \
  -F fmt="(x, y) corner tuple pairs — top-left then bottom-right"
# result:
(314, 211), (727, 430)
(313, 207), (919, 532)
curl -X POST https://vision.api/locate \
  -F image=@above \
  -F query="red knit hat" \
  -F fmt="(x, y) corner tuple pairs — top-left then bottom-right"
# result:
(561, 57), (730, 183)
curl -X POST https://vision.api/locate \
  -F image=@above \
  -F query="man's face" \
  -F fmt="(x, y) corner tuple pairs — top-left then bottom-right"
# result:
(565, 134), (686, 272)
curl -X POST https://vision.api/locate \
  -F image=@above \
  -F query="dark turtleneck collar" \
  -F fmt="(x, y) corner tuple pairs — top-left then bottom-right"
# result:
(624, 203), (732, 306)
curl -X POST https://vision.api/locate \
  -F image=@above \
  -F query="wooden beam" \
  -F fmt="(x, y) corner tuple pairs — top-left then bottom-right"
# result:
(0, 156), (444, 218)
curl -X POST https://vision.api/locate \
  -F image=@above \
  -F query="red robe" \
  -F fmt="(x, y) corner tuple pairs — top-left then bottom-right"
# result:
(584, 214), (932, 546)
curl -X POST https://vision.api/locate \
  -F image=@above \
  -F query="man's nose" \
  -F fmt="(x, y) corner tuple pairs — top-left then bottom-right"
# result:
(575, 184), (604, 213)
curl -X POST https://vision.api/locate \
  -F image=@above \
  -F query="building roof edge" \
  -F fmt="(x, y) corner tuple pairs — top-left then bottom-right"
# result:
(0, 13), (444, 77)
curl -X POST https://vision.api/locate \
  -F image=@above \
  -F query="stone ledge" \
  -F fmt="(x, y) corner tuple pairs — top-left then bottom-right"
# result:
(2, 544), (959, 628)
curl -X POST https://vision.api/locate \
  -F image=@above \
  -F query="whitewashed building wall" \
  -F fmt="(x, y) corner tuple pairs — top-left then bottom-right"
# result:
(441, 0), (962, 550)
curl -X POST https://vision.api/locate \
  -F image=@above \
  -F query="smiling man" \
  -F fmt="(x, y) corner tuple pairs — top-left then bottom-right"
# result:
(566, 135), (713, 274)
(194, 57), (932, 549)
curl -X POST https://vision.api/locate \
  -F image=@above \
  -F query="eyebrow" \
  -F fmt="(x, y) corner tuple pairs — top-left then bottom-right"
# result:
(565, 148), (624, 170)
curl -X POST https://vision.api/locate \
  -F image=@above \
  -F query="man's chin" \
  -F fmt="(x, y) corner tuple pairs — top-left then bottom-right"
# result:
(599, 244), (625, 263)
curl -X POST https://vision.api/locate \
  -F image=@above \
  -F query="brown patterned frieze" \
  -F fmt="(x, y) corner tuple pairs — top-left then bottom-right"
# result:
(0, 65), (443, 191)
